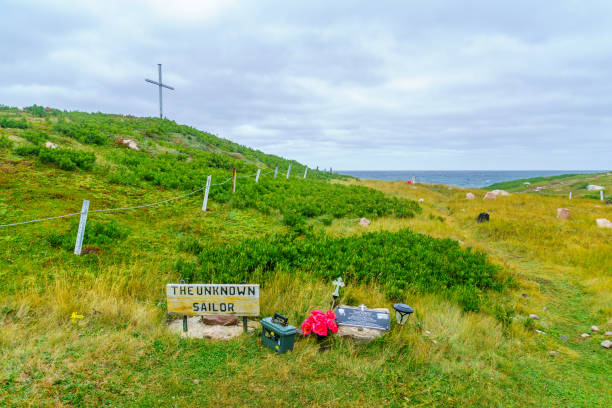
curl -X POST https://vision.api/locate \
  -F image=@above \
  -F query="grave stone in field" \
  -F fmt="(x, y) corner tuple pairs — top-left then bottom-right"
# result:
(336, 305), (390, 343)
(556, 208), (571, 219)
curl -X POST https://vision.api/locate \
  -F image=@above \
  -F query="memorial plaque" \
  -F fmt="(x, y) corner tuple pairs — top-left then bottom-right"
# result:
(166, 283), (259, 316)
(335, 305), (390, 331)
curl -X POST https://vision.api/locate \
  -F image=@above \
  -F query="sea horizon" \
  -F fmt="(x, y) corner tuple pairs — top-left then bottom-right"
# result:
(337, 170), (609, 188)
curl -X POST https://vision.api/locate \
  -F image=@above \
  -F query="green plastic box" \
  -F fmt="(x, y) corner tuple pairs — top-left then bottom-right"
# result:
(260, 314), (296, 354)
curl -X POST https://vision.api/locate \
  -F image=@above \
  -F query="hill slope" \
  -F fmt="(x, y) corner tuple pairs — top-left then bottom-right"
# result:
(1, 106), (611, 407)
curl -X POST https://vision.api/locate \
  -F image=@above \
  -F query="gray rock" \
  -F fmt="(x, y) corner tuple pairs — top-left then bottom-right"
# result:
(560, 336), (569, 342)
(548, 350), (558, 356)
(601, 340), (612, 349)
(465, 192), (476, 200)
(336, 325), (385, 344)
(358, 218), (371, 227)
(521, 293), (529, 298)
(529, 314), (540, 320)
(534, 329), (546, 334)
(605, 331), (612, 337)
(580, 333), (591, 338)
(201, 315), (238, 326)
(590, 325), (599, 332)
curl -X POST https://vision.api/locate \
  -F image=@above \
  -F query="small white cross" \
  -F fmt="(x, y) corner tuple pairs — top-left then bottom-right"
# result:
(332, 277), (345, 297)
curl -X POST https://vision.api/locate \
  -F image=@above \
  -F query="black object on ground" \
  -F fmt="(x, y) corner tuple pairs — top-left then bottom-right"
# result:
(477, 213), (490, 223)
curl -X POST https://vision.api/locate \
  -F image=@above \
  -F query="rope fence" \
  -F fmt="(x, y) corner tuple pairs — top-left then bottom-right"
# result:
(0, 164), (315, 254)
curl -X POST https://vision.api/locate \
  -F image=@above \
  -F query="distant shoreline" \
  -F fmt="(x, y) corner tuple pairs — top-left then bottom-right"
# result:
(337, 170), (608, 189)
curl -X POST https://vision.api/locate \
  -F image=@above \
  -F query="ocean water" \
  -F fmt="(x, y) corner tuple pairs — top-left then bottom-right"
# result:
(338, 170), (607, 188)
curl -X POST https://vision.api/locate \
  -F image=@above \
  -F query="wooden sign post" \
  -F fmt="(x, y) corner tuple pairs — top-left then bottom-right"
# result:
(167, 283), (260, 333)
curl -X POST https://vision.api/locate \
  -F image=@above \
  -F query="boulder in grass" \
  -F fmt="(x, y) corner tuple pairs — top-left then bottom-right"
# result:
(556, 208), (571, 219)
(359, 218), (371, 227)
(596, 218), (612, 229)
(601, 340), (612, 349)
(117, 138), (140, 151)
(491, 189), (511, 196)
(591, 325), (599, 332)
(586, 184), (604, 191)
(483, 192), (497, 200)
(466, 192), (476, 200)
(44, 141), (58, 149)
(201, 315), (238, 326)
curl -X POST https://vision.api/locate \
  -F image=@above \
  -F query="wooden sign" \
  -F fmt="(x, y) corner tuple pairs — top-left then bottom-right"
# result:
(166, 284), (260, 316)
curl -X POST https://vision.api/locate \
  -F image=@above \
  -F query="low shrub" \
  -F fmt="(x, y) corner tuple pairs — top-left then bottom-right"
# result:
(0, 135), (12, 149)
(15, 145), (95, 170)
(47, 220), (130, 250)
(192, 229), (503, 309)
(21, 129), (47, 145)
(0, 117), (28, 129)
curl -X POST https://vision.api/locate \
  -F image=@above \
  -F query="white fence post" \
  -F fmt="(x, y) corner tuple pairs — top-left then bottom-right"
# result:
(601, 190), (605, 201)
(202, 175), (212, 211)
(274, 164), (278, 179)
(255, 169), (261, 183)
(232, 168), (237, 193)
(569, 192), (572, 200)
(74, 200), (90, 255)
(303, 167), (308, 178)
(286, 164), (292, 179)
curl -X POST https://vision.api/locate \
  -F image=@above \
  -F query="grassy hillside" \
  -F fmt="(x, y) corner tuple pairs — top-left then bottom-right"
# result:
(1, 107), (611, 407)
(486, 172), (612, 200)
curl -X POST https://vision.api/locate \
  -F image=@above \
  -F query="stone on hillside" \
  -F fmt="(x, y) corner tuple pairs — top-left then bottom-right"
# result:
(601, 340), (612, 349)
(167, 316), (256, 340)
(483, 191), (497, 200)
(580, 333), (591, 338)
(418, 198), (424, 202)
(596, 218), (612, 228)
(359, 217), (371, 227)
(529, 314), (540, 320)
(535, 329), (546, 334)
(44, 141), (58, 149)
(491, 189), (511, 196)
(201, 315), (238, 326)
(548, 350), (558, 356)
(586, 184), (604, 191)
(605, 331), (612, 337)
(556, 208), (571, 219)
(118, 138), (140, 150)
(590, 325), (600, 332)
(465, 192), (476, 200)
(560, 336), (569, 341)
(336, 325), (386, 344)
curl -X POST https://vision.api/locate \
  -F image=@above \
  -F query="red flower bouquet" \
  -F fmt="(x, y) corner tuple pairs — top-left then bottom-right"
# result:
(301, 309), (338, 337)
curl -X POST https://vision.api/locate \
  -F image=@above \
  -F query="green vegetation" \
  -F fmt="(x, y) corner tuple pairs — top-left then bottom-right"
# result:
(0, 107), (610, 407)
(0, 116), (28, 129)
(190, 229), (503, 308)
(15, 145), (96, 171)
(485, 172), (612, 200)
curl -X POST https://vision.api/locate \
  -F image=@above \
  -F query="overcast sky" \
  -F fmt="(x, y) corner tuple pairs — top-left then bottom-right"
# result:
(1, 0), (611, 170)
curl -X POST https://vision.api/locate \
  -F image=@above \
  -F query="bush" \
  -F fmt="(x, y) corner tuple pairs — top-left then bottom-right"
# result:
(192, 229), (503, 306)
(21, 129), (47, 145)
(15, 145), (95, 171)
(0, 135), (12, 149)
(0, 117), (28, 129)
(47, 220), (130, 250)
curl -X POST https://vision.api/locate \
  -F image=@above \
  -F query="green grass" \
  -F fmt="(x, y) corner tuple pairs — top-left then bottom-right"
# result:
(1, 107), (611, 407)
